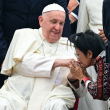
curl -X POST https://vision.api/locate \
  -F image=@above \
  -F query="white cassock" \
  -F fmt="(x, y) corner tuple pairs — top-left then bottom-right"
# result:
(0, 28), (76, 110)
(72, 0), (109, 109)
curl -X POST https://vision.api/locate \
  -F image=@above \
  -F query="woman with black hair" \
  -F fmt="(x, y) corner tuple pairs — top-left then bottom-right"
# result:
(68, 30), (109, 102)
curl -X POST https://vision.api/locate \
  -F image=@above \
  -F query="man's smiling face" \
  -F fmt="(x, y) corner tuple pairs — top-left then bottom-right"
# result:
(39, 10), (65, 43)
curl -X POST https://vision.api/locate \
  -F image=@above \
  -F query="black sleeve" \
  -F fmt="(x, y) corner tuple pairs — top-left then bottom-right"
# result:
(0, 0), (8, 66)
(72, 5), (79, 16)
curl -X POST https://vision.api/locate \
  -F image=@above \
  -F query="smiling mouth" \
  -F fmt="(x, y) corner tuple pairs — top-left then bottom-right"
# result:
(52, 31), (59, 34)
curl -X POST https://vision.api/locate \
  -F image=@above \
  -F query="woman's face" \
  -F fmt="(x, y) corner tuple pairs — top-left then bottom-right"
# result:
(75, 48), (94, 68)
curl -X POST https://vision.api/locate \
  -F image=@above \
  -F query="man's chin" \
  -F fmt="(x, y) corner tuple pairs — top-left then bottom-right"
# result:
(50, 39), (58, 43)
(50, 36), (60, 42)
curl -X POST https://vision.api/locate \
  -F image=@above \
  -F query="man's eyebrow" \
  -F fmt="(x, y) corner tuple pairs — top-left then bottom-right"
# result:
(49, 18), (65, 22)
(49, 18), (57, 21)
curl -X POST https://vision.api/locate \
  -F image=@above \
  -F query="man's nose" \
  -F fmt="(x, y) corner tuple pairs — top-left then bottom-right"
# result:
(55, 24), (60, 30)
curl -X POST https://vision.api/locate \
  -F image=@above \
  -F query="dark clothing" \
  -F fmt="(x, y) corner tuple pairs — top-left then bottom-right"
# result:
(103, 0), (110, 80)
(71, 21), (77, 34)
(73, 4), (79, 16)
(103, 0), (110, 64)
(71, 5), (79, 34)
(0, 0), (71, 87)
(0, 73), (8, 88)
(66, 0), (80, 34)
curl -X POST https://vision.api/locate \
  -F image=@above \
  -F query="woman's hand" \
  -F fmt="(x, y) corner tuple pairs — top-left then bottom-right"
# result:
(69, 60), (86, 81)
(68, 60), (92, 81)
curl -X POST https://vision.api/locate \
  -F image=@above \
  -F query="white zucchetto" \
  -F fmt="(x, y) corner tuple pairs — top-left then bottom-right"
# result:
(42, 3), (65, 14)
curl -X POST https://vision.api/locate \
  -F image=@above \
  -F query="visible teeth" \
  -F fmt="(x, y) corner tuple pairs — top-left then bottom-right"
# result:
(53, 32), (58, 34)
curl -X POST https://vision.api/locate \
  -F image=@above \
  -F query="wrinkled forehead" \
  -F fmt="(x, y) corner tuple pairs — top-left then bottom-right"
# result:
(42, 10), (66, 19)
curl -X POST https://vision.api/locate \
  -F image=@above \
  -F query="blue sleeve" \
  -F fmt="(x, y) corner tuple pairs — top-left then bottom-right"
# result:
(72, 5), (79, 16)
(0, 0), (8, 66)
(103, 0), (110, 40)
(103, 0), (110, 61)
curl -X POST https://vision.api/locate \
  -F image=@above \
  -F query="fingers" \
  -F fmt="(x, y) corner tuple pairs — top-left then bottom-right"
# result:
(102, 37), (107, 41)
(69, 59), (81, 70)
(69, 60), (76, 69)
(98, 31), (104, 36)
(98, 30), (108, 43)
(98, 28), (104, 35)
(99, 33), (105, 37)
(70, 64), (75, 73)
(69, 14), (77, 23)
(64, 59), (74, 67)
(104, 39), (108, 43)
(98, 28), (103, 31)
(98, 34), (108, 42)
(69, 63), (73, 72)
(70, 60), (80, 68)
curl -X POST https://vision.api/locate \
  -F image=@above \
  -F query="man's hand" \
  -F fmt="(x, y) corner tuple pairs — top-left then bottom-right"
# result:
(98, 28), (108, 43)
(68, 0), (79, 14)
(69, 14), (77, 24)
(52, 59), (73, 70)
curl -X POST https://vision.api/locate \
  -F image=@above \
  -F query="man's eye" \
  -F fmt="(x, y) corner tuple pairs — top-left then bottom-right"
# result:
(51, 21), (57, 24)
(60, 22), (64, 26)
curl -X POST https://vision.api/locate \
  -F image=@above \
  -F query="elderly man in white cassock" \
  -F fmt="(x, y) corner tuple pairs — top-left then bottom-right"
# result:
(0, 3), (77, 110)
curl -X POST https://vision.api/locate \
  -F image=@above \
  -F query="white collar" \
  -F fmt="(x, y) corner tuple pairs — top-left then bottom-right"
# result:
(98, 50), (105, 57)
(38, 27), (58, 46)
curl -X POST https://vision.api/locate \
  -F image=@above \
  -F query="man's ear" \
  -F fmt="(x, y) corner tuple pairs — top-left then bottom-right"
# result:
(38, 16), (43, 27)
(87, 50), (93, 58)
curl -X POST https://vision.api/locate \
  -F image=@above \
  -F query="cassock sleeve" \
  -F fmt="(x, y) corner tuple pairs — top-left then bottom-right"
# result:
(14, 52), (55, 78)
(68, 80), (87, 98)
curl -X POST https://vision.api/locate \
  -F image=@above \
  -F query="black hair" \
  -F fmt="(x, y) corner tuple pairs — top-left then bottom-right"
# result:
(70, 30), (106, 58)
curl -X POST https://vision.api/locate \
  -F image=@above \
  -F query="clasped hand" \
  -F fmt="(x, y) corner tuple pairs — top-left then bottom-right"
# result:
(68, 60), (86, 81)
